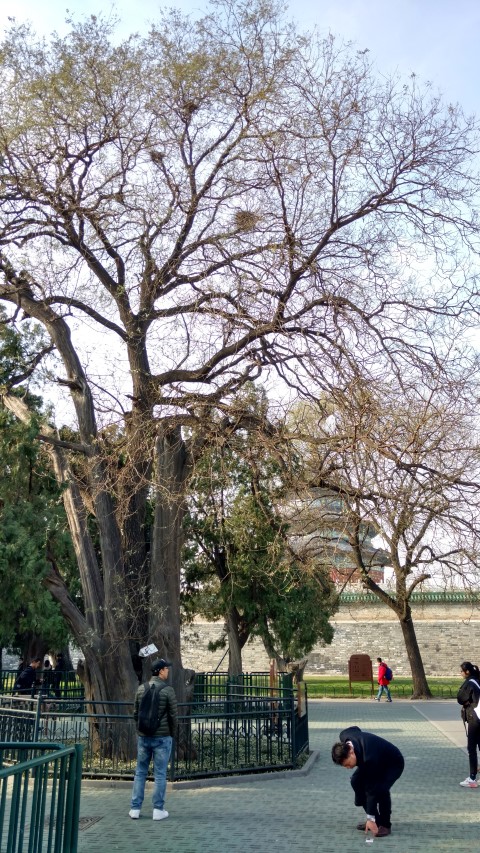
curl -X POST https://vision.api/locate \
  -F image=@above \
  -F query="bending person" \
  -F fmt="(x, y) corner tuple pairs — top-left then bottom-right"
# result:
(332, 725), (404, 838)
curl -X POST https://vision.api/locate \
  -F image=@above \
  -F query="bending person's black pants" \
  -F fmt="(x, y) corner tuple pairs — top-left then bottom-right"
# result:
(350, 755), (405, 829)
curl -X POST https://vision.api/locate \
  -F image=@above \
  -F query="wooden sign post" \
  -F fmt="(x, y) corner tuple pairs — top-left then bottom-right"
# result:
(348, 654), (374, 695)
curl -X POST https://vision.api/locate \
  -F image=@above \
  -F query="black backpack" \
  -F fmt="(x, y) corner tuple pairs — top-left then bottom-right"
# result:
(137, 682), (166, 736)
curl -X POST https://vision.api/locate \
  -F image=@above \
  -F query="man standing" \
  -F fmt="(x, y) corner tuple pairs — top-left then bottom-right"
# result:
(129, 658), (178, 821)
(331, 725), (404, 838)
(13, 658), (42, 694)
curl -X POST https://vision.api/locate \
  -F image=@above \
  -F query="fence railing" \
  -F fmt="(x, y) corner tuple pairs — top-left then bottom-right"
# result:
(193, 671), (294, 704)
(0, 695), (39, 743)
(172, 695), (305, 780)
(0, 741), (83, 853)
(0, 670), (84, 704)
(0, 683), (309, 781)
(309, 682), (459, 699)
(339, 589), (480, 605)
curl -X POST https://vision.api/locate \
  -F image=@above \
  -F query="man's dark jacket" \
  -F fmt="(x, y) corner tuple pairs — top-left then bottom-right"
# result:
(13, 665), (37, 694)
(339, 725), (404, 815)
(133, 676), (178, 737)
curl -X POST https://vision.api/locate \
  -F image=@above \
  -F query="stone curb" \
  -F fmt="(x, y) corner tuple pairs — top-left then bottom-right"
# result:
(170, 748), (320, 789)
(82, 749), (320, 792)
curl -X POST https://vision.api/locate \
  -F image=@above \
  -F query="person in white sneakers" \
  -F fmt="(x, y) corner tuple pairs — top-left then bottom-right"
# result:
(457, 660), (480, 789)
(129, 658), (178, 820)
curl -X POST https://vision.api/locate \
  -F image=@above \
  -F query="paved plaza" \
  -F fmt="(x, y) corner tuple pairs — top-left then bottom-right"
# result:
(78, 698), (474, 853)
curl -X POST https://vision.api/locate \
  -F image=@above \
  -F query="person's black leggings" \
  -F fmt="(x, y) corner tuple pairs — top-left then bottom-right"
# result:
(466, 715), (480, 778)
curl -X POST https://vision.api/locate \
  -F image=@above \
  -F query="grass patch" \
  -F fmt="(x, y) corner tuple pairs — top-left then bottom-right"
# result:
(304, 676), (460, 699)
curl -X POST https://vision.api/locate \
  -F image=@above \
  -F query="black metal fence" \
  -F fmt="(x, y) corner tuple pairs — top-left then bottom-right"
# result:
(0, 695), (39, 742)
(0, 669), (85, 704)
(0, 677), (309, 781)
(193, 671), (294, 703)
(173, 695), (303, 779)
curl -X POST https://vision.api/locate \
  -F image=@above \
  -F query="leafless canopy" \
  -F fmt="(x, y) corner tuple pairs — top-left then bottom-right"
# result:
(0, 0), (479, 702)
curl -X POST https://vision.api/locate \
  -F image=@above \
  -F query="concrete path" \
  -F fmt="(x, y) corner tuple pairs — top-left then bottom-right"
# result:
(77, 698), (474, 853)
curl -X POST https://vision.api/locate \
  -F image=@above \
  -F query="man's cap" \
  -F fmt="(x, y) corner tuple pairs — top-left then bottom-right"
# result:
(151, 658), (172, 674)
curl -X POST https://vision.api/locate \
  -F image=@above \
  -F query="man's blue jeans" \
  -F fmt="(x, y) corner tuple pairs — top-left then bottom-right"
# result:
(130, 735), (172, 811)
(376, 684), (392, 701)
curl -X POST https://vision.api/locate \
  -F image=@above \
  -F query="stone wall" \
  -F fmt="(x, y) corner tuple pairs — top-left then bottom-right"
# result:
(4, 599), (477, 677)
(180, 599), (480, 677)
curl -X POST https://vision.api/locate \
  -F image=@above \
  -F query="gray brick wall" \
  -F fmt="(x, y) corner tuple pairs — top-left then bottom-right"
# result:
(181, 599), (480, 676)
(5, 599), (473, 677)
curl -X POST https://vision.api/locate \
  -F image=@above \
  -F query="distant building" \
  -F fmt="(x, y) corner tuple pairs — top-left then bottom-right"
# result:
(283, 488), (390, 587)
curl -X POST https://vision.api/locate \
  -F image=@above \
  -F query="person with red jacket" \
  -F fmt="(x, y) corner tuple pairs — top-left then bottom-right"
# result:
(375, 657), (392, 702)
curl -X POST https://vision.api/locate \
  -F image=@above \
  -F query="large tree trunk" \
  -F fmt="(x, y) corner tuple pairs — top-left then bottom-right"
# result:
(225, 607), (251, 676)
(259, 617), (287, 672)
(399, 611), (433, 699)
(362, 573), (433, 699)
(225, 612), (244, 676)
(149, 427), (194, 759)
(23, 633), (48, 666)
(5, 393), (140, 707)
(149, 427), (190, 702)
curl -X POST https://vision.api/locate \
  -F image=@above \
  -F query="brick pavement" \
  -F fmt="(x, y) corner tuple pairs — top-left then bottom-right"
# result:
(77, 699), (474, 853)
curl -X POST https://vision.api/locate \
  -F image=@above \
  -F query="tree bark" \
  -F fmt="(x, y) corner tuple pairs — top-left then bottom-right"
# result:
(225, 607), (250, 675)
(3, 394), (140, 707)
(149, 427), (191, 702)
(362, 573), (433, 699)
(399, 611), (433, 699)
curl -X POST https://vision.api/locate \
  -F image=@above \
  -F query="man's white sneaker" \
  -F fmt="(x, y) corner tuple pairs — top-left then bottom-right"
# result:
(153, 809), (169, 820)
(129, 809), (141, 818)
(459, 777), (478, 788)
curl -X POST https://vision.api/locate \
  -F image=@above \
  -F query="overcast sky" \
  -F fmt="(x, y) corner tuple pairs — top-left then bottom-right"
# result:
(0, 0), (478, 115)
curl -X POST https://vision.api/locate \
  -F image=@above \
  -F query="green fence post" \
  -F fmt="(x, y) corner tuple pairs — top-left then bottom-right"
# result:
(67, 744), (83, 853)
(33, 696), (42, 741)
(290, 695), (296, 767)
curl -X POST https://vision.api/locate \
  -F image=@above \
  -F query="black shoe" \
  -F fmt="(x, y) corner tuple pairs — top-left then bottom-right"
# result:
(356, 823), (366, 831)
(376, 826), (391, 837)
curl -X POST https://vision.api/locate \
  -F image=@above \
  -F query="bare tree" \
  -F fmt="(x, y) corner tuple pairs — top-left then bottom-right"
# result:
(290, 376), (480, 698)
(0, 1), (479, 702)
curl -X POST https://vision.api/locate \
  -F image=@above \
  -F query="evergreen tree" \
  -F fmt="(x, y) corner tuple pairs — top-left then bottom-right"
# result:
(0, 310), (76, 659)
(183, 390), (336, 673)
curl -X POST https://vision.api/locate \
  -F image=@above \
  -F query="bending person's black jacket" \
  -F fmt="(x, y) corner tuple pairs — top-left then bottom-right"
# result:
(339, 725), (404, 816)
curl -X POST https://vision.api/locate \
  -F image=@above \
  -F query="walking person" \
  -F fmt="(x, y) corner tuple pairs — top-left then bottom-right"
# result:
(129, 658), (178, 821)
(53, 653), (66, 699)
(375, 657), (392, 702)
(332, 725), (405, 838)
(41, 659), (54, 694)
(457, 660), (480, 788)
